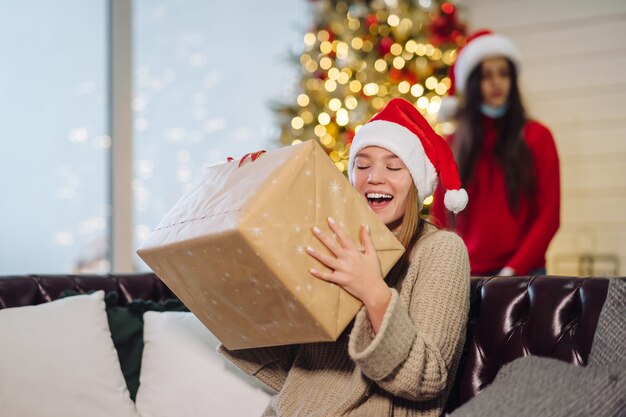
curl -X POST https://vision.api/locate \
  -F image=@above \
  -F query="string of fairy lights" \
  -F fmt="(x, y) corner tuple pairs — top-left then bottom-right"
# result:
(275, 0), (467, 209)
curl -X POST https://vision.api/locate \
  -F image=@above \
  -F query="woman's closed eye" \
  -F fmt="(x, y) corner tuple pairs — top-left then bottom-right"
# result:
(356, 165), (370, 170)
(387, 166), (402, 171)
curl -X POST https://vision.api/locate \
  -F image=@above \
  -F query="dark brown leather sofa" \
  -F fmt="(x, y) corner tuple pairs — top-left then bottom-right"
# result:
(0, 273), (616, 410)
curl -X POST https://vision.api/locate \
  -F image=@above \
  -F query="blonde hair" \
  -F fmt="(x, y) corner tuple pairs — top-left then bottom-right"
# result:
(387, 185), (425, 285)
(395, 185), (421, 249)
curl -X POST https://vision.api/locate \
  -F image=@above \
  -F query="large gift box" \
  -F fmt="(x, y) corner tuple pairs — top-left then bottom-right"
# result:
(137, 140), (404, 349)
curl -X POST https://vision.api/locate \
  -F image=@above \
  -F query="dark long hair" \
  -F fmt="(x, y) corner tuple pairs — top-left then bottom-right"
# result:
(453, 59), (535, 210)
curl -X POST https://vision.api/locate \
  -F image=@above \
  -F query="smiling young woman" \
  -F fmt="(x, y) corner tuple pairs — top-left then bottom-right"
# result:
(352, 147), (414, 231)
(220, 98), (472, 417)
(350, 147), (423, 289)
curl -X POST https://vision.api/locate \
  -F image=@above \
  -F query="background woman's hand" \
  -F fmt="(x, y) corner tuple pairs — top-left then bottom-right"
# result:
(306, 217), (391, 332)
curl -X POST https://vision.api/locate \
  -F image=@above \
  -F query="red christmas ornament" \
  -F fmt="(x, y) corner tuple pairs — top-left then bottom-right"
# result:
(429, 3), (466, 46)
(451, 30), (464, 46)
(364, 14), (378, 28)
(390, 68), (419, 85)
(378, 36), (394, 56)
(389, 68), (403, 83)
(325, 26), (336, 42)
(314, 71), (328, 81)
(441, 2), (455, 14)
(345, 129), (355, 145)
(404, 70), (418, 85)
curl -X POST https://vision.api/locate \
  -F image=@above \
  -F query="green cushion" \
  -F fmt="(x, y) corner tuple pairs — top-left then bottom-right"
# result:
(59, 290), (187, 401)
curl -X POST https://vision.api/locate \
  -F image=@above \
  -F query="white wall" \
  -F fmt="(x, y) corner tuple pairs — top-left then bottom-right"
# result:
(459, 0), (626, 276)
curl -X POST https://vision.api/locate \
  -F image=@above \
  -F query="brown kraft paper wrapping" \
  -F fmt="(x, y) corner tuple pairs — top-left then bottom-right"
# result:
(137, 140), (404, 349)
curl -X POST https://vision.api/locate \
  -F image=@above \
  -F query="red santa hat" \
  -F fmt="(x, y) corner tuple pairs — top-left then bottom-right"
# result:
(348, 98), (468, 214)
(439, 29), (522, 120)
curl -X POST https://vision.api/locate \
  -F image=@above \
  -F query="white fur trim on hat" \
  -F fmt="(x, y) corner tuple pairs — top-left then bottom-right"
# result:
(454, 34), (522, 94)
(348, 120), (438, 208)
(444, 188), (468, 214)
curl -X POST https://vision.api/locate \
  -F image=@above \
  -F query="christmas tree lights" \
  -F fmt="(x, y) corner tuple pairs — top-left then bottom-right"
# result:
(275, 0), (467, 184)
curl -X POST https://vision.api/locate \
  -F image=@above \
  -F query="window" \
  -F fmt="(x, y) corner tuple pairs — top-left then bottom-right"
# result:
(0, 1), (109, 273)
(132, 0), (306, 270)
(0, 0), (306, 274)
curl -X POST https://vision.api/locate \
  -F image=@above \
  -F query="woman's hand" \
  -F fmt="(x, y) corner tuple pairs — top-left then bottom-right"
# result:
(307, 217), (391, 333)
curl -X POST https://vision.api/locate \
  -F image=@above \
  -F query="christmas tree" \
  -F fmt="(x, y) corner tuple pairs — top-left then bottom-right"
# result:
(274, 0), (467, 208)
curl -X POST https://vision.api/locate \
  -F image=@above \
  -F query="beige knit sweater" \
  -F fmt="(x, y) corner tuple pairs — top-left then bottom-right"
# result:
(219, 224), (470, 416)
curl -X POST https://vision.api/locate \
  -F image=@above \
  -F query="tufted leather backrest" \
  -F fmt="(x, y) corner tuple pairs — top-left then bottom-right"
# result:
(0, 273), (175, 309)
(451, 275), (612, 409)
(0, 273), (618, 408)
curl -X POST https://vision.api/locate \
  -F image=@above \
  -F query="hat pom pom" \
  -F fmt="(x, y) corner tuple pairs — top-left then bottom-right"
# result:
(444, 188), (468, 214)
(438, 96), (459, 121)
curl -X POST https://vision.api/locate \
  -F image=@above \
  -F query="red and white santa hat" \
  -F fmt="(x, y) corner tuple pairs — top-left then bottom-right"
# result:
(439, 29), (522, 119)
(348, 98), (468, 214)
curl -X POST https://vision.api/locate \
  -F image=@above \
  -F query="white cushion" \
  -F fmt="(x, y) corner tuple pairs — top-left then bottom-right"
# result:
(135, 311), (270, 417)
(0, 291), (139, 417)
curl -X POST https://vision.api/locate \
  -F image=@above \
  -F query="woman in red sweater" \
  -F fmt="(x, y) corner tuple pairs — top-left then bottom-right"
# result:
(432, 29), (560, 276)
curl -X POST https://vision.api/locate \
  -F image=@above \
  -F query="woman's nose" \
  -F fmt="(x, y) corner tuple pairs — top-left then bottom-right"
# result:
(367, 166), (385, 184)
(493, 75), (505, 87)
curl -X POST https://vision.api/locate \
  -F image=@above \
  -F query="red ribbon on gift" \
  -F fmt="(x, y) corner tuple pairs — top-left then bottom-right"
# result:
(227, 150), (266, 167)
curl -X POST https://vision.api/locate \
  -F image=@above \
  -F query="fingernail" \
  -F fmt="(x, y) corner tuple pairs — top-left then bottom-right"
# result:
(365, 224), (370, 234)
(313, 226), (321, 234)
(310, 268), (317, 274)
(327, 217), (336, 224)
(306, 246), (314, 253)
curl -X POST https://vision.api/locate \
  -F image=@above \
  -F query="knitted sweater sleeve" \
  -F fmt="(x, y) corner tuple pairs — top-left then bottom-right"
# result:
(507, 122), (561, 274)
(348, 231), (470, 401)
(217, 344), (298, 392)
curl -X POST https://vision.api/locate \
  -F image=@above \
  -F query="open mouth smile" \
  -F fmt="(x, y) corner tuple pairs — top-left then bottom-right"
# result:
(366, 192), (393, 210)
